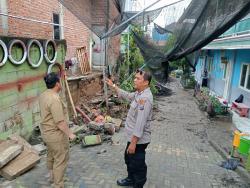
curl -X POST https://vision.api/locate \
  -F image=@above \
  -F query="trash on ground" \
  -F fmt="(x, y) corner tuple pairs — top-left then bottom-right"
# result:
(219, 158), (241, 170)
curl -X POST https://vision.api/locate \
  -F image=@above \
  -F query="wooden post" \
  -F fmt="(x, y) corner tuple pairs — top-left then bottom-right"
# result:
(64, 74), (77, 118)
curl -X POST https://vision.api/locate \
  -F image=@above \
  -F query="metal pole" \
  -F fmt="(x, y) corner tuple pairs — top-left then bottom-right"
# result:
(127, 26), (130, 63)
(101, 0), (162, 39)
(142, 0), (145, 31)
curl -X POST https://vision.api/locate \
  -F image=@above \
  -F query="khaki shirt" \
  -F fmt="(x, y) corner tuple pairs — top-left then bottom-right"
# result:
(118, 87), (153, 144)
(39, 89), (68, 142)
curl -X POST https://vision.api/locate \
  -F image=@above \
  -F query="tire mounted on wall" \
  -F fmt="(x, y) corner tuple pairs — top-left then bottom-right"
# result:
(44, 40), (57, 64)
(8, 39), (27, 65)
(27, 39), (44, 68)
(0, 39), (8, 67)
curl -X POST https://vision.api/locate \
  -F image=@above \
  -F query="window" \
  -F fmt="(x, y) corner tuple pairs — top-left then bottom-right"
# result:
(208, 57), (213, 72)
(239, 63), (250, 91)
(53, 13), (60, 40)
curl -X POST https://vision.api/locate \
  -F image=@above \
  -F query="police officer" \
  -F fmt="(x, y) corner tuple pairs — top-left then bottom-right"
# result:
(39, 72), (76, 188)
(106, 70), (153, 188)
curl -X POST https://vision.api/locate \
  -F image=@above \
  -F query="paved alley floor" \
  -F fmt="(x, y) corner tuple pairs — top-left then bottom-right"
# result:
(1, 79), (249, 188)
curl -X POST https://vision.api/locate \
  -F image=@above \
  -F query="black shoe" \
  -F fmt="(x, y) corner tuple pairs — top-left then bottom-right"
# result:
(117, 177), (134, 186)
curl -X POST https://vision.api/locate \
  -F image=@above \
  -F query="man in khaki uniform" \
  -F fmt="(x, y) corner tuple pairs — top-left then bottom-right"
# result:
(106, 70), (153, 188)
(39, 72), (76, 188)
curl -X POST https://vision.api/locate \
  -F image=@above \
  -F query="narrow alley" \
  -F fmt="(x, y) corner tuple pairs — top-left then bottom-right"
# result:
(1, 79), (249, 188)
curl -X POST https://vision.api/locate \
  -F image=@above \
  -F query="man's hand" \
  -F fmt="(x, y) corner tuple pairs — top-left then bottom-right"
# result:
(69, 133), (76, 141)
(127, 143), (136, 154)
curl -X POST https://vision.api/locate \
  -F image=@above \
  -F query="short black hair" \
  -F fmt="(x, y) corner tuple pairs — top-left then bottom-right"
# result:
(136, 69), (152, 85)
(44, 72), (60, 89)
(143, 71), (152, 85)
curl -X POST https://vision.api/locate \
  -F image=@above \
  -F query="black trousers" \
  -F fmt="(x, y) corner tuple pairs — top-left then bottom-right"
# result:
(124, 142), (149, 188)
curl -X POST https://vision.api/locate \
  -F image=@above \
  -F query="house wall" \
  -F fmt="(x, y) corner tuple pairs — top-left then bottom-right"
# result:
(0, 36), (66, 139)
(230, 50), (250, 111)
(199, 50), (226, 96)
(196, 49), (250, 117)
(0, 0), (91, 60)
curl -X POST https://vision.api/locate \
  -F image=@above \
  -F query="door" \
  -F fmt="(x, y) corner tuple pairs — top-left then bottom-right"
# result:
(223, 61), (232, 100)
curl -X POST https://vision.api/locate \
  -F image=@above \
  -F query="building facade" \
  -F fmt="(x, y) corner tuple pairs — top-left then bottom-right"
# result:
(195, 15), (250, 117)
(0, 0), (121, 138)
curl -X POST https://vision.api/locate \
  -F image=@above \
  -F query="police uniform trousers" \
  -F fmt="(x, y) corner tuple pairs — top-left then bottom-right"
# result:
(124, 142), (149, 188)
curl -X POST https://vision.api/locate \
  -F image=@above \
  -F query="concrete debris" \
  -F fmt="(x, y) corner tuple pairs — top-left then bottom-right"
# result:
(0, 140), (23, 168)
(111, 118), (122, 132)
(0, 135), (40, 180)
(90, 98), (103, 104)
(0, 149), (40, 180)
(104, 123), (115, 135)
(70, 124), (88, 135)
(75, 106), (91, 123)
(88, 121), (104, 132)
(9, 134), (39, 154)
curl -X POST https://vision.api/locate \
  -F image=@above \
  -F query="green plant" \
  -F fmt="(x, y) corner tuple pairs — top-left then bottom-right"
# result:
(209, 96), (228, 115)
(201, 87), (210, 98)
(118, 26), (158, 96)
(120, 74), (158, 96)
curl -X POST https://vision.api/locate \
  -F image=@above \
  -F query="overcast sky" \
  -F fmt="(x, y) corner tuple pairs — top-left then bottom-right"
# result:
(125, 0), (191, 27)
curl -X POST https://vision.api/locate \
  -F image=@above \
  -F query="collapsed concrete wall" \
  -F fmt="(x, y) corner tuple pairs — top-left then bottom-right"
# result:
(66, 73), (103, 117)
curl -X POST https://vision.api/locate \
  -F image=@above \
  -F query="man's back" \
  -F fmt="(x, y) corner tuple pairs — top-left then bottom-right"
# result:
(39, 89), (66, 142)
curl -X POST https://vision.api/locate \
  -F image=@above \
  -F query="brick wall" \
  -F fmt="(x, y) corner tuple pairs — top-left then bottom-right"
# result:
(67, 73), (103, 117)
(63, 1), (92, 60)
(91, 0), (108, 27)
(0, 0), (121, 65)
(91, 0), (121, 67)
(0, 0), (91, 59)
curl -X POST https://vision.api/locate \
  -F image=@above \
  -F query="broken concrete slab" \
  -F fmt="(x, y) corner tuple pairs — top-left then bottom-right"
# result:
(82, 135), (102, 147)
(8, 134), (38, 154)
(0, 140), (23, 168)
(0, 149), (40, 180)
(0, 135), (41, 180)
(32, 144), (47, 156)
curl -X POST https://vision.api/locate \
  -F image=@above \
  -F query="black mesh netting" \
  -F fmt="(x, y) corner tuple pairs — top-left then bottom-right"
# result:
(59, 0), (250, 83)
(58, 0), (126, 37)
(132, 0), (250, 83)
(154, 23), (172, 34)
